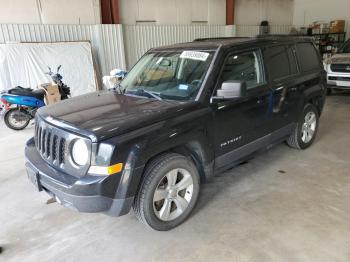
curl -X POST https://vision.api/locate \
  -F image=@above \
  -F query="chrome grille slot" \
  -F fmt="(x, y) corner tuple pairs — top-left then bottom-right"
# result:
(34, 116), (91, 177)
(46, 132), (51, 158)
(52, 135), (58, 161)
(330, 64), (350, 73)
(58, 138), (66, 164)
(42, 130), (46, 155)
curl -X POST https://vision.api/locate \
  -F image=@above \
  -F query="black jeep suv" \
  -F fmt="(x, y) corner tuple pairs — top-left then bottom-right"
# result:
(25, 37), (326, 230)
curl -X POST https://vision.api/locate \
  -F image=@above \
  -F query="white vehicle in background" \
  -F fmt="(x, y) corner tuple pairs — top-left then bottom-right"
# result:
(324, 39), (350, 95)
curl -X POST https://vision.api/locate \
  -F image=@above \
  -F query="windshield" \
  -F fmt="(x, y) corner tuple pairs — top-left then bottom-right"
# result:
(340, 40), (350, 53)
(121, 50), (215, 101)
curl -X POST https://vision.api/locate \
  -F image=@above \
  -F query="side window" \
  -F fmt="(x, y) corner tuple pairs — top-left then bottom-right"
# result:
(296, 43), (321, 72)
(264, 45), (296, 81)
(221, 51), (264, 89)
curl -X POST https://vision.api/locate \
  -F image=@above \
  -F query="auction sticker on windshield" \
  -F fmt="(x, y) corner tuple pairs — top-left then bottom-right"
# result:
(180, 51), (209, 61)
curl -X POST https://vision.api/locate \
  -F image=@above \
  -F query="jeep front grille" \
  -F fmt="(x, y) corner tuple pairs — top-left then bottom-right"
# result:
(34, 116), (92, 177)
(330, 64), (350, 73)
(35, 123), (67, 165)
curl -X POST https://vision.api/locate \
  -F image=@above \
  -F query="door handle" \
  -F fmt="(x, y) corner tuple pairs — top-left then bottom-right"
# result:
(256, 97), (267, 104)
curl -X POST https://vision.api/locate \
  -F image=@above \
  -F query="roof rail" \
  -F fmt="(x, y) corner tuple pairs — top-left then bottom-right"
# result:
(256, 34), (313, 39)
(193, 37), (250, 42)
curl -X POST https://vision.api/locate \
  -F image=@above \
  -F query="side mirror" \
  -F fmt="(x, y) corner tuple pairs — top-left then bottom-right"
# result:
(211, 80), (247, 101)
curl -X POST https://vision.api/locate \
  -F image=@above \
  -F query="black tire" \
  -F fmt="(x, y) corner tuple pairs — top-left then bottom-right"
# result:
(133, 153), (200, 231)
(4, 108), (30, 130)
(326, 87), (333, 96)
(286, 104), (319, 150)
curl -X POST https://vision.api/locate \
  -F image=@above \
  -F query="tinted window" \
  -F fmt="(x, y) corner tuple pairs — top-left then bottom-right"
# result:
(296, 43), (321, 72)
(264, 46), (297, 81)
(221, 51), (264, 89)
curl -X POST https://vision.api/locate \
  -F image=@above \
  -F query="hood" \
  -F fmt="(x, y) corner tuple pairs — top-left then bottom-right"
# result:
(38, 90), (194, 141)
(326, 54), (350, 64)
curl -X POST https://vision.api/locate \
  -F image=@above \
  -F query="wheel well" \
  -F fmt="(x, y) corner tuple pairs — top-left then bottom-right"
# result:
(307, 96), (323, 115)
(142, 144), (208, 184)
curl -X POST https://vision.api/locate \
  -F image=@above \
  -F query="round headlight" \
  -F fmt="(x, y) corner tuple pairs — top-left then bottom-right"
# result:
(71, 139), (89, 166)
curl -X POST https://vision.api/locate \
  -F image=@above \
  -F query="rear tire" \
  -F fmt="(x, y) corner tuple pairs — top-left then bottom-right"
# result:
(4, 108), (30, 130)
(287, 104), (319, 149)
(133, 153), (200, 231)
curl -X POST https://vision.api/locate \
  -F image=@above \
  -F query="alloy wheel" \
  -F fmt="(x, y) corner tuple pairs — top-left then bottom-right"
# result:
(301, 111), (317, 143)
(153, 168), (194, 221)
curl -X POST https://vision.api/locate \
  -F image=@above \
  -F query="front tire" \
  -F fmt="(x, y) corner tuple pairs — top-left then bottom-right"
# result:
(4, 108), (30, 130)
(133, 153), (200, 231)
(326, 87), (333, 96)
(287, 104), (319, 149)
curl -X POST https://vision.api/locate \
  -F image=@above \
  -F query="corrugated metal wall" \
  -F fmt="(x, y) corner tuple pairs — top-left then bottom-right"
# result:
(123, 24), (235, 68)
(0, 24), (126, 77)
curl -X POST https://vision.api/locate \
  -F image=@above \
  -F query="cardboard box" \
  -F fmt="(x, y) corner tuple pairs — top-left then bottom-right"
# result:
(40, 83), (61, 105)
(330, 20), (345, 33)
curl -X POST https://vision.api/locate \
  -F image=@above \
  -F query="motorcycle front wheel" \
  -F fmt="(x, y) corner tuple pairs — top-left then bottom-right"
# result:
(4, 108), (31, 130)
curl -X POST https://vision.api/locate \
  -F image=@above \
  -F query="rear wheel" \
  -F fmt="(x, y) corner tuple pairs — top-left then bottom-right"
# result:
(133, 153), (200, 231)
(287, 104), (319, 149)
(4, 108), (31, 130)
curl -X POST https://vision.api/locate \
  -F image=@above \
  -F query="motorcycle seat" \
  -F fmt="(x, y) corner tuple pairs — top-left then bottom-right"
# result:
(8, 87), (45, 100)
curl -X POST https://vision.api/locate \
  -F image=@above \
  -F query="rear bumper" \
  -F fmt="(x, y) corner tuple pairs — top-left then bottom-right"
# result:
(25, 138), (134, 217)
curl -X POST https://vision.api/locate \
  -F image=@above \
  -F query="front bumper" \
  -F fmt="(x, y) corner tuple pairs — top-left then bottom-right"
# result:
(327, 73), (350, 88)
(25, 138), (134, 217)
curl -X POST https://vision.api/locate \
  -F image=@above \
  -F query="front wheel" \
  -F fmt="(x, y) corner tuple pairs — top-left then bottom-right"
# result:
(133, 153), (200, 231)
(286, 104), (319, 149)
(4, 108), (31, 130)
(326, 87), (333, 96)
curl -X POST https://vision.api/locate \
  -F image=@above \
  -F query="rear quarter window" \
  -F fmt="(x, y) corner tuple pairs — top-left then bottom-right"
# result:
(296, 43), (321, 72)
(263, 45), (298, 81)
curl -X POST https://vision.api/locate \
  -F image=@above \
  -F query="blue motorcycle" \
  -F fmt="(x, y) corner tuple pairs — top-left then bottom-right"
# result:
(0, 66), (70, 130)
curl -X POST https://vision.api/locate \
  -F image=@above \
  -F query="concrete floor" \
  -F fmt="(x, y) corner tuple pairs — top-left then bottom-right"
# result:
(1, 94), (350, 262)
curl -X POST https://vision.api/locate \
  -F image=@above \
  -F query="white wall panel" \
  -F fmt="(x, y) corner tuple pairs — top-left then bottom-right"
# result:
(119, 0), (226, 25)
(235, 0), (293, 26)
(39, 0), (100, 24)
(0, 0), (41, 24)
(0, 0), (100, 25)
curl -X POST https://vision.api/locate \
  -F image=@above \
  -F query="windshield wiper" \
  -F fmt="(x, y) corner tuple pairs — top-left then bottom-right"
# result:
(141, 90), (163, 101)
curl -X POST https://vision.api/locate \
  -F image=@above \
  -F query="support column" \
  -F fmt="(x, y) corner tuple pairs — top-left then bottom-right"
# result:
(226, 0), (235, 25)
(100, 0), (120, 24)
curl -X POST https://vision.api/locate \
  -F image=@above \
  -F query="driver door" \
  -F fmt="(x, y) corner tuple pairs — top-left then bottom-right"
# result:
(210, 49), (272, 170)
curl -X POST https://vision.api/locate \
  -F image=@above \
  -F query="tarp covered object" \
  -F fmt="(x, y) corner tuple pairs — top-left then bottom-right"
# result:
(0, 42), (97, 96)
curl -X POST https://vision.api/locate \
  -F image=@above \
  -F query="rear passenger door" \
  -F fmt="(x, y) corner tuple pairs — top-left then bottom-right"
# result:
(263, 44), (301, 130)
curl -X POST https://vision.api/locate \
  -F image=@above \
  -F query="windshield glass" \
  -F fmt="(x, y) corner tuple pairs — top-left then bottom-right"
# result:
(121, 50), (215, 101)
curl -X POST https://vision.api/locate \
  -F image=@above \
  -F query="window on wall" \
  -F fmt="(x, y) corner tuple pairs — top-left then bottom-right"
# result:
(296, 43), (321, 72)
(221, 51), (264, 89)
